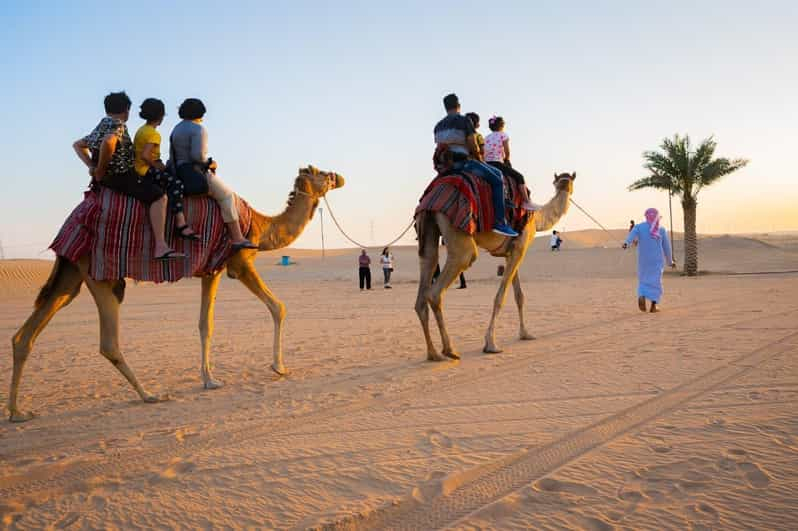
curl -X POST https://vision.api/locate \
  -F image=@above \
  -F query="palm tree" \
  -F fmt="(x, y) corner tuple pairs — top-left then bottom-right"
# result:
(629, 135), (748, 276)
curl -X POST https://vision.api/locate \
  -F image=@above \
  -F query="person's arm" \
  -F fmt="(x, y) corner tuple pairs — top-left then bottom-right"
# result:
(503, 138), (511, 165)
(466, 134), (483, 161)
(661, 228), (675, 266)
(93, 133), (118, 180)
(73, 138), (94, 173)
(622, 224), (638, 249)
(141, 143), (166, 171)
(189, 125), (209, 164)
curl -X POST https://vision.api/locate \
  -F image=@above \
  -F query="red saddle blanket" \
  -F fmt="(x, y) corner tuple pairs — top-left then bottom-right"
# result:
(50, 187), (253, 282)
(416, 172), (531, 235)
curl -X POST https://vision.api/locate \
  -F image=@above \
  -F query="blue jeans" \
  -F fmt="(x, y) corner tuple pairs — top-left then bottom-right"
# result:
(456, 159), (507, 226)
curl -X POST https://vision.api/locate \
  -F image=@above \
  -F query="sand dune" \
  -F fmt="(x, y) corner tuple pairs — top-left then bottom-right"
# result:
(0, 234), (796, 529)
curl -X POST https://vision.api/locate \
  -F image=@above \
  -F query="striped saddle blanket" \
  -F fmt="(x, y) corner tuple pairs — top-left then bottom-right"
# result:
(50, 187), (253, 282)
(415, 172), (531, 235)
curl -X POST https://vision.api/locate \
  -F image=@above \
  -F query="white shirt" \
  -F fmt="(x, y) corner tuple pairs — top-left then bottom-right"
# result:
(380, 254), (393, 268)
(550, 234), (559, 246)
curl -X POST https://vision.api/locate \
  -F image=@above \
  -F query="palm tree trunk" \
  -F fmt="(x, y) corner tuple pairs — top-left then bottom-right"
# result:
(682, 197), (698, 276)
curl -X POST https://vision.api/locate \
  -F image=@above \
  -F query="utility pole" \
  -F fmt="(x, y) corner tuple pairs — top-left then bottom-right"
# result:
(668, 185), (676, 264)
(369, 219), (375, 246)
(319, 207), (325, 260)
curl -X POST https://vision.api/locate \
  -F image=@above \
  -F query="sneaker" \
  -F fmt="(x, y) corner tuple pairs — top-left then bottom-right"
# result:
(492, 223), (519, 238)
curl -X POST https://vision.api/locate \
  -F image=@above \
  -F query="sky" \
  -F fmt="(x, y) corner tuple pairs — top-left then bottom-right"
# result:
(1, 0), (796, 258)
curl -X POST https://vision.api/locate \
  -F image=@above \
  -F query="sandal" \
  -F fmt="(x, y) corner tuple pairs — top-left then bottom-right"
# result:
(175, 224), (200, 241)
(231, 240), (258, 251)
(154, 250), (186, 261)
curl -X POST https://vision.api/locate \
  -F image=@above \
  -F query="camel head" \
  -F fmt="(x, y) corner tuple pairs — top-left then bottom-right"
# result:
(553, 172), (576, 194)
(297, 165), (345, 198)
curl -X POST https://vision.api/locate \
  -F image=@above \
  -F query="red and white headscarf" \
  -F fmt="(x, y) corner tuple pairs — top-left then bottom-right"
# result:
(645, 208), (661, 239)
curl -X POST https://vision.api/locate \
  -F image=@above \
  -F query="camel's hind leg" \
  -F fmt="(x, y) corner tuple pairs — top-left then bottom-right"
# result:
(415, 215), (443, 361)
(199, 271), (223, 389)
(429, 214), (478, 360)
(83, 277), (159, 403)
(233, 261), (288, 376)
(484, 233), (531, 353)
(9, 258), (83, 422)
(512, 274), (535, 341)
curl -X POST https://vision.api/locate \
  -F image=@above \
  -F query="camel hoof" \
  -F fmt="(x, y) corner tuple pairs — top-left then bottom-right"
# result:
(483, 346), (503, 354)
(142, 394), (161, 403)
(443, 351), (460, 360)
(271, 364), (289, 377)
(520, 333), (536, 341)
(427, 352), (448, 362)
(204, 379), (224, 390)
(9, 410), (35, 423)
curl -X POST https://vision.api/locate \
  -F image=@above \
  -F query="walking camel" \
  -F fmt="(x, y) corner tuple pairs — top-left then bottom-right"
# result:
(415, 173), (575, 360)
(8, 166), (345, 422)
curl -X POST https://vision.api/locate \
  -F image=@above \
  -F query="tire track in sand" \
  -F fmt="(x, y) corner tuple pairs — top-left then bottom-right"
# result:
(326, 331), (798, 530)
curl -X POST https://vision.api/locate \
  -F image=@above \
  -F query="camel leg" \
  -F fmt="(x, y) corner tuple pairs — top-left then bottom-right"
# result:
(415, 224), (443, 361)
(235, 262), (288, 376)
(199, 271), (224, 389)
(512, 274), (535, 341)
(9, 260), (83, 422)
(429, 218), (477, 360)
(484, 236), (530, 353)
(84, 277), (159, 403)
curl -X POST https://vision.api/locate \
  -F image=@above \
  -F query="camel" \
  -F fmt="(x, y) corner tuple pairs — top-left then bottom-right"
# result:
(414, 173), (575, 360)
(8, 166), (344, 422)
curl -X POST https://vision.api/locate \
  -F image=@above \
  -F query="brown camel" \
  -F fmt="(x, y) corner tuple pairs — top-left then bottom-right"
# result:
(415, 173), (575, 360)
(8, 166), (344, 422)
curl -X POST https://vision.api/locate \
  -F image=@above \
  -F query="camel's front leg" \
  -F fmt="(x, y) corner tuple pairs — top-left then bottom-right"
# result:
(84, 278), (159, 402)
(236, 264), (287, 376)
(199, 271), (223, 389)
(512, 274), (535, 340)
(484, 238), (529, 353)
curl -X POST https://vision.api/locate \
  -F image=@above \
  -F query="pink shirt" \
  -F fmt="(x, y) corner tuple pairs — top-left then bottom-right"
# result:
(358, 254), (371, 267)
(484, 131), (509, 162)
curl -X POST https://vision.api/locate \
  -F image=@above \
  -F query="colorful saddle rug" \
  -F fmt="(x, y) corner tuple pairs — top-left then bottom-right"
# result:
(415, 172), (531, 236)
(50, 186), (253, 282)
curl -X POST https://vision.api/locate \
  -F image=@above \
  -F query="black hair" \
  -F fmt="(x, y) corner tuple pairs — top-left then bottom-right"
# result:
(178, 98), (207, 120)
(488, 116), (505, 132)
(104, 91), (132, 114)
(443, 93), (460, 111)
(382, 247), (389, 256)
(139, 98), (165, 122)
(465, 112), (480, 128)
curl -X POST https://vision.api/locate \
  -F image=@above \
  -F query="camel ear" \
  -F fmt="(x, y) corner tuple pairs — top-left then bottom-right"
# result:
(572, 172), (576, 180)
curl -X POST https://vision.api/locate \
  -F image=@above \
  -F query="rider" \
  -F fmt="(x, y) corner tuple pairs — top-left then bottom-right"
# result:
(73, 91), (183, 261)
(484, 115), (537, 211)
(434, 94), (517, 237)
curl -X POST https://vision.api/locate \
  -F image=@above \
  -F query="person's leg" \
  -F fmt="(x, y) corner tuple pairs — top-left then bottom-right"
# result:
(464, 160), (516, 236)
(207, 173), (255, 247)
(359, 267), (366, 290)
(366, 268), (372, 290)
(162, 170), (197, 239)
(458, 272), (466, 288)
(148, 195), (174, 257)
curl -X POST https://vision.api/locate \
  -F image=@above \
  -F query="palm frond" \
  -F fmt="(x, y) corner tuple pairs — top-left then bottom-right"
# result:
(628, 174), (673, 192)
(696, 157), (749, 192)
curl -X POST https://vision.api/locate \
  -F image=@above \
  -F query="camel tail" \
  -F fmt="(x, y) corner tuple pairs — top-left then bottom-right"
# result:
(35, 257), (81, 309)
(416, 211), (440, 258)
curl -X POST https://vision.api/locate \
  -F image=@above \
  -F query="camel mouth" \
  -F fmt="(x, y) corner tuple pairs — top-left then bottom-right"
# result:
(333, 173), (345, 189)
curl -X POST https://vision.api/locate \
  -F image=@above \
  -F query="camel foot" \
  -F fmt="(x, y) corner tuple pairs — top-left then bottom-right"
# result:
(443, 350), (460, 360)
(141, 393), (161, 403)
(271, 364), (289, 377)
(427, 351), (448, 362)
(483, 345), (503, 354)
(520, 332), (536, 341)
(203, 379), (224, 390)
(9, 410), (36, 423)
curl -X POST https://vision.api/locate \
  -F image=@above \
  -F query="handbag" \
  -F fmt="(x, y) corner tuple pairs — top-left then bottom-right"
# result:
(170, 131), (209, 196)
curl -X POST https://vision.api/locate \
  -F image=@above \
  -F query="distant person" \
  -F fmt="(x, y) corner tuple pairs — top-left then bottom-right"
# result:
(628, 219), (638, 247)
(465, 112), (485, 159)
(169, 98), (257, 251)
(358, 249), (372, 291)
(380, 247), (394, 289)
(483, 116), (537, 211)
(550, 230), (563, 251)
(433, 264), (467, 289)
(72, 91), (182, 261)
(623, 208), (676, 313)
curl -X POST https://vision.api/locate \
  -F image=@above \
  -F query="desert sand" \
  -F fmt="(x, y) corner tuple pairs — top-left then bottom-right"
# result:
(1, 231), (797, 530)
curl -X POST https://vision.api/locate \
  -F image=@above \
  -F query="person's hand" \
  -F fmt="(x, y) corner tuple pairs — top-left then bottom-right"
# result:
(88, 166), (96, 178)
(208, 160), (218, 171)
(670, 261), (677, 269)
(622, 243), (628, 249)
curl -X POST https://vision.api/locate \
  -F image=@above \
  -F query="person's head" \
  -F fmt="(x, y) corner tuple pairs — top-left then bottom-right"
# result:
(361, 249), (367, 256)
(382, 247), (389, 256)
(178, 98), (206, 121)
(443, 93), (460, 113)
(104, 91), (132, 121)
(553, 230), (558, 235)
(488, 116), (505, 132)
(465, 112), (480, 129)
(139, 98), (165, 125)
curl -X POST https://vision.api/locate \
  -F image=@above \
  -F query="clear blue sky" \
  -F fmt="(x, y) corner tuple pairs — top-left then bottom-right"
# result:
(1, 0), (796, 257)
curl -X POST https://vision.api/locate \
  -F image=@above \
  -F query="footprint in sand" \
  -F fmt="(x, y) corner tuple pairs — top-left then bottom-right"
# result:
(738, 462), (770, 488)
(151, 458), (196, 484)
(535, 478), (598, 497)
(568, 513), (615, 531)
(425, 430), (454, 449)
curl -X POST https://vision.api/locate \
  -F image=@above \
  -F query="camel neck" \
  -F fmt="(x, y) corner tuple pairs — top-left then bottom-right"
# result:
(250, 187), (318, 251)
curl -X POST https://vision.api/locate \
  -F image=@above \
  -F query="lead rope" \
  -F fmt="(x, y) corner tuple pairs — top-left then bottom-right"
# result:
(322, 195), (416, 249)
